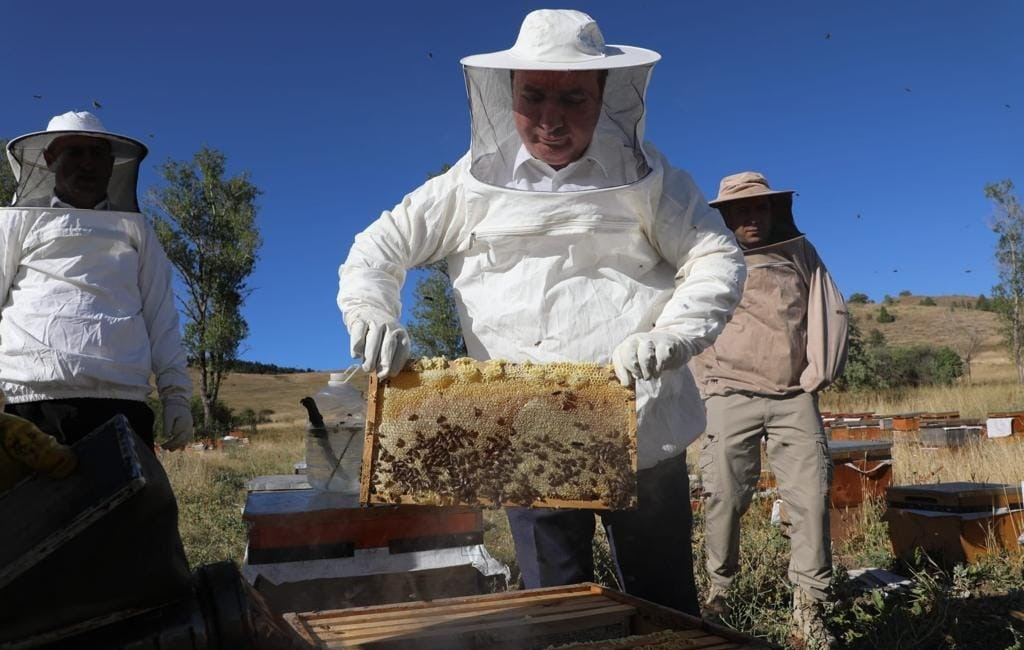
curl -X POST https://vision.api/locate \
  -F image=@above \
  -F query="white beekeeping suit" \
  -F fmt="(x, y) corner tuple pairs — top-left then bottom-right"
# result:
(0, 111), (193, 449)
(338, 10), (745, 469)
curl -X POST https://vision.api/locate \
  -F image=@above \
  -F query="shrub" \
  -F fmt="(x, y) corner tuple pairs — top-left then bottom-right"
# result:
(919, 297), (937, 306)
(848, 292), (871, 304)
(899, 289), (912, 297)
(882, 295), (897, 306)
(877, 306), (896, 323)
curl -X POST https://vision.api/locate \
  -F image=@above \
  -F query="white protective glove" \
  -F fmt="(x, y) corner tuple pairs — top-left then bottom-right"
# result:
(161, 397), (194, 451)
(347, 308), (411, 378)
(612, 331), (691, 387)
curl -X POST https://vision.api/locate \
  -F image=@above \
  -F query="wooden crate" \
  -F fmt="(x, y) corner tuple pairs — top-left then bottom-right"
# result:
(919, 426), (984, 448)
(885, 482), (1024, 566)
(891, 415), (920, 431)
(830, 441), (893, 508)
(283, 583), (768, 649)
(362, 360), (637, 510)
(829, 424), (887, 441)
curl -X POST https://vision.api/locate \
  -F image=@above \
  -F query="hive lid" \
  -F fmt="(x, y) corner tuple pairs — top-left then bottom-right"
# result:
(829, 440), (893, 462)
(886, 482), (1024, 512)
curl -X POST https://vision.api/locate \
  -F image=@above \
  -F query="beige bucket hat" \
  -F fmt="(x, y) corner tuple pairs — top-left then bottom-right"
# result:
(708, 171), (794, 207)
(460, 9), (660, 70)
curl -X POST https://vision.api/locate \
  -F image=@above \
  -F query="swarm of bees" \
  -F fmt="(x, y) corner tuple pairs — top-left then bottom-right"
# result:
(366, 359), (637, 509)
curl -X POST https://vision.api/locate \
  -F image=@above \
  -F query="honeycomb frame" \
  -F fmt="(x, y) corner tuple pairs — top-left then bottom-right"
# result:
(361, 358), (638, 510)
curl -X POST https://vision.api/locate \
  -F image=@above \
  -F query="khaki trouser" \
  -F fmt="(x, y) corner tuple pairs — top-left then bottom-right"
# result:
(700, 392), (833, 600)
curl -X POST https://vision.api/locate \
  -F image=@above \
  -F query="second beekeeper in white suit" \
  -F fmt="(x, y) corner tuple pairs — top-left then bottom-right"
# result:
(338, 9), (745, 615)
(0, 111), (193, 452)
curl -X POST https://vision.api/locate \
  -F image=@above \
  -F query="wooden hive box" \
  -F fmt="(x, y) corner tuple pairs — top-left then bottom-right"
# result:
(362, 359), (637, 510)
(885, 482), (1024, 566)
(919, 425), (984, 448)
(243, 489), (483, 564)
(829, 441), (893, 508)
(985, 411), (1024, 440)
(283, 583), (768, 649)
(829, 421), (887, 442)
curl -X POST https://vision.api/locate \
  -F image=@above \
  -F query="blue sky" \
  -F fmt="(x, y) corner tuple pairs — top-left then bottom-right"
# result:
(4, 1), (1022, 370)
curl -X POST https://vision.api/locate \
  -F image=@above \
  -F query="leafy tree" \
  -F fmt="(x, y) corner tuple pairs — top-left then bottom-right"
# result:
(919, 297), (936, 306)
(0, 139), (15, 206)
(899, 289), (912, 297)
(147, 147), (262, 432)
(986, 179), (1024, 383)
(877, 306), (896, 323)
(835, 317), (964, 390)
(407, 260), (467, 358)
(834, 316), (886, 390)
(882, 295), (896, 306)
(406, 163), (468, 359)
(975, 294), (993, 311)
(848, 292), (871, 304)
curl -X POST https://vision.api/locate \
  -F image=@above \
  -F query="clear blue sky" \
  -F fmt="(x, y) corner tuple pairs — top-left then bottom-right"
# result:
(4, 1), (1022, 370)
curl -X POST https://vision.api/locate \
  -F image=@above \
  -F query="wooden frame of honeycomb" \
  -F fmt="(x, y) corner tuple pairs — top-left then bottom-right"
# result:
(361, 358), (637, 509)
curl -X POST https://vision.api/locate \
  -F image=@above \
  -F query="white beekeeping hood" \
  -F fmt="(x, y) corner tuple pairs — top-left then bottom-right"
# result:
(6, 111), (147, 211)
(461, 9), (660, 191)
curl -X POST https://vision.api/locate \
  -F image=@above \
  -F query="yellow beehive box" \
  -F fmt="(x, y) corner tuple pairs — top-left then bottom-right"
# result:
(361, 358), (637, 510)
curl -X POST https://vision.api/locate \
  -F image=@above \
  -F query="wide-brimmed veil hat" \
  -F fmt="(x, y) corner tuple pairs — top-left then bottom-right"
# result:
(7, 111), (147, 169)
(5, 111), (148, 210)
(708, 171), (795, 207)
(461, 10), (660, 190)
(460, 9), (660, 70)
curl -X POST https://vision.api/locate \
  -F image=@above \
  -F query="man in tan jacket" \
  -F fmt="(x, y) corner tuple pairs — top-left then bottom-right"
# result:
(691, 172), (848, 649)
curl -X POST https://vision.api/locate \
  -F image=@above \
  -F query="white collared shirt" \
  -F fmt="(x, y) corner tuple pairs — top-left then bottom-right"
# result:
(473, 132), (644, 191)
(50, 195), (110, 210)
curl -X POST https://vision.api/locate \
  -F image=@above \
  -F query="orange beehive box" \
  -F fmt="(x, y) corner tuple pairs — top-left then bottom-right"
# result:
(830, 441), (893, 508)
(830, 424), (887, 442)
(885, 482), (1024, 566)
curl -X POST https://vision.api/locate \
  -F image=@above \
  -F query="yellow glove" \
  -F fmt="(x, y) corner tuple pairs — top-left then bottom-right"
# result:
(0, 412), (78, 491)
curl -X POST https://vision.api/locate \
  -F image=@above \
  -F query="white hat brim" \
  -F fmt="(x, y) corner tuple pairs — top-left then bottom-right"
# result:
(7, 129), (147, 164)
(461, 44), (660, 70)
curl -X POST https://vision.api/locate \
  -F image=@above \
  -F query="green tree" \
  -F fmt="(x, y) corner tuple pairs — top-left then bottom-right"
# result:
(975, 294), (993, 311)
(834, 317), (886, 390)
(877, 306), (896, 323)
(407, 260), (467, 358)
(147, 147), (262, 432)
(406, 163), (467, 359)
(898, 289), (912, 297)
(848, 292), (871, 304)
(0, 139), (15, 206)
(986, 179), (1024, 383)
(882, 294), (896, 306)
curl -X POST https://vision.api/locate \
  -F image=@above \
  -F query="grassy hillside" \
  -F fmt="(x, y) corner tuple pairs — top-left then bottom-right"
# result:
(848, 294), (1011, 383)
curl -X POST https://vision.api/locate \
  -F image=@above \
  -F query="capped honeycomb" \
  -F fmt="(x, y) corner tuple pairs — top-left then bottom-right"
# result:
(362, 358), (637, 509)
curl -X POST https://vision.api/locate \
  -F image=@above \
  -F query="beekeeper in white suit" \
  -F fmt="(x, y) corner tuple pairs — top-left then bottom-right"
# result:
(0, 111), (193, 452)
(339, 9), (745, 615)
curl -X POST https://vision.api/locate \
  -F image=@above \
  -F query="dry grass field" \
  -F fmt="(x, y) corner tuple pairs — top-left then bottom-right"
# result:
(159, 298), (1024, 648)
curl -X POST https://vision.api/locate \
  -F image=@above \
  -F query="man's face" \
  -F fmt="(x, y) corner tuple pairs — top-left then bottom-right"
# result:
(722, 197), (773, 248)
(44, 135), (114, 208)
(513, 69), (603, 170)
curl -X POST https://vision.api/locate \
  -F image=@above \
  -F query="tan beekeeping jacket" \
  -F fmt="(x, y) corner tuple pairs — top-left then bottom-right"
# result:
(691, 234), (848, 398)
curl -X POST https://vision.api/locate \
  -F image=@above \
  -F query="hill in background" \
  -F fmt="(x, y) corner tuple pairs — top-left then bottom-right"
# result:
(208, 294), (1013, 427)
(848, 294), (1010, 383)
